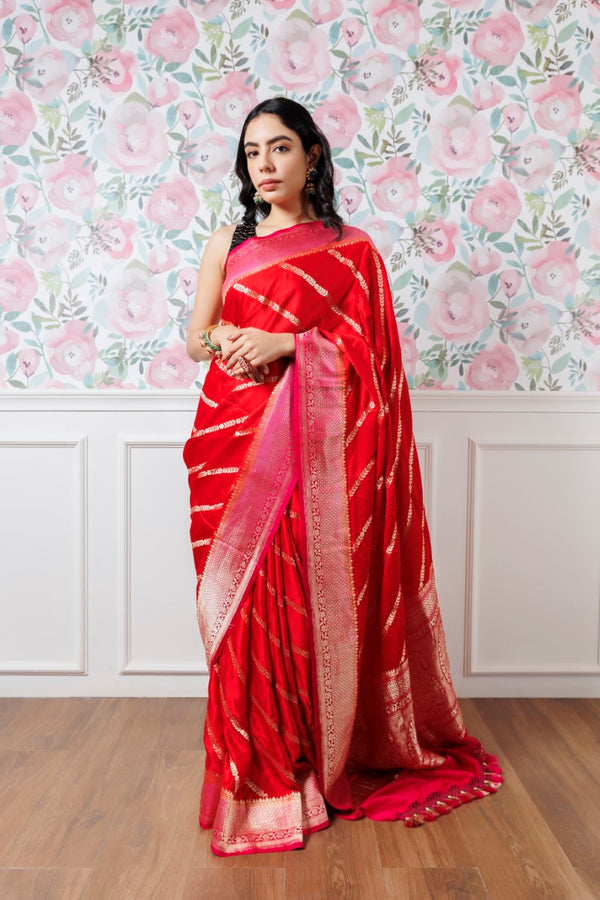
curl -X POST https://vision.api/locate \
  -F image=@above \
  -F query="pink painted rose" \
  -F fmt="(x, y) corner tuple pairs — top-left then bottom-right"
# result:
(97, 216), (137, 260)
(472, 81), (504, 111)
(339, 185), (362, 216)
(500, 269), (522, 298)
(23, 46), (74, 102)
(419, 217), (459, 262)
(179, 100), (200, 130)
(371, 0), (422, 49)
(360, 216), (393, 257)
(106, 267), (169, 340)
(262, 0), (295, 8)
(14, 14), (37, 42)
(206, 72), (258, 130)
(178, 266), (198, 296)
(25, 215), (72, 269)
(104, 101), (169, 174)
(429, 103), (492, 178)
(95, 47), (137, 94)
(18, 348), (40, 378)
(529, 241), (579, 300)
(0, 326), (19, 355)
(397, 322), (418, 375)
(47, 320), (97, 380)
(341, 17), (363, 46)
(349, 49), (395, 104)
(188, 132), (231, 188)
(15, 183), (39, 212)
(421, 51), (462, 96)
(469, 246), (502, 275)
(45, 154), (97, 214)
(145, 8), (199, 63)
(43, 0), (95, 46)
(146, 176), (199, 231)
(437, 0), (479, 8)
(0, 0), (15, 14)
(471, 12), (524, 67)
(510, 135), (557, 190)
(0, 159), (17, 187)
(147, 245), (180, 273)
(0, 259), (38, 313)
(426, 269), (490, 343)
(502, 103), (525, 133)
(466, 343), (519, 390)
(514, 0), (556, 24)
(584, 359), (600, 392)
(369, 156), (419, 216)
(530, 75), (583, 136)
(508, 300), (552, 354)
(147, 342), (199, 388)
(469, 180), (521, 233)
(0, 91), (36, 147)
(268, 19), (331, 91)
(310, 0), (343, 23)
(147, 76), (180, 108)
(313, 94), (361, 150)
(189, 0), (228, 16)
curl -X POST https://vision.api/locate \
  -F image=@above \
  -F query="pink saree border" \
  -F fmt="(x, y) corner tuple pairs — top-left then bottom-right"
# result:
(197, 365), (295, 665)
(294, 328), (359, 802)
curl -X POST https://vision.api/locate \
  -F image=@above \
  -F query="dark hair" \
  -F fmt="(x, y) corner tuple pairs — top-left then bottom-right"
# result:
(234, 97), (344, 238)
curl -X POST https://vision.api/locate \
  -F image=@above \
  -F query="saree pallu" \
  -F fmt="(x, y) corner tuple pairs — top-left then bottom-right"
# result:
(184, 221), (502, 856)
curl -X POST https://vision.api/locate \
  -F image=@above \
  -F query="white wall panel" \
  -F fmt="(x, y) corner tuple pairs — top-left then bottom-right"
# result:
(0, 392), (599, 697)
(121, 439), (206, 675)
(466, 441), (600, 676)
(0, 438), (87, 673)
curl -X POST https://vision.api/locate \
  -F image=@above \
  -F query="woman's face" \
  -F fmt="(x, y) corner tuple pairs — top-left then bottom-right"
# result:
(243, 113), (320, 208)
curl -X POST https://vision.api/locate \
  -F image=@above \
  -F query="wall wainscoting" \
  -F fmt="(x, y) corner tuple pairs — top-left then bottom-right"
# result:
(1, 392), (599, 698)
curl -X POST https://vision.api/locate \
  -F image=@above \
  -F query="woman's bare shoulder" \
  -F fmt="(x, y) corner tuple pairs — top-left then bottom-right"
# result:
(202, 223), (238, 273)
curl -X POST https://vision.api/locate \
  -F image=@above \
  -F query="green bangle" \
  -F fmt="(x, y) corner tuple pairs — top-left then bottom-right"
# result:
(201, 330), (222, 355)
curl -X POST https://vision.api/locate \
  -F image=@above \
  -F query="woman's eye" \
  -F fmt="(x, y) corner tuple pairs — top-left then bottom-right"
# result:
(274, 145), (289, 152)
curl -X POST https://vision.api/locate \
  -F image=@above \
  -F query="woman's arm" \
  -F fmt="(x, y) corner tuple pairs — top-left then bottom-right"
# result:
(186, 225), (236, 362)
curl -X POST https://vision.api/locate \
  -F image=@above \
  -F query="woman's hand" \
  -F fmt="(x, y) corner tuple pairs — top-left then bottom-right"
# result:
(222, 328), (295, 380)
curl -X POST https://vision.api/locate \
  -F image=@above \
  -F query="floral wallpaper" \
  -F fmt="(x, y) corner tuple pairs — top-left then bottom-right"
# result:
(0, 0), (599, 390)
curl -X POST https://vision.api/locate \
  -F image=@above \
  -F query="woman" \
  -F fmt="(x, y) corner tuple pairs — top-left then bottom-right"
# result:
(184, 97), (502, 857)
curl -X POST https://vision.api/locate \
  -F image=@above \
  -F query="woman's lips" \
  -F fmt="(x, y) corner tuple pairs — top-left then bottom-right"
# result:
(259, 180), (280, 190)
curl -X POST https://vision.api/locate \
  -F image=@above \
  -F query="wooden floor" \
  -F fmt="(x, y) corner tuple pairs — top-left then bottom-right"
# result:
(0, 698), (598, 900)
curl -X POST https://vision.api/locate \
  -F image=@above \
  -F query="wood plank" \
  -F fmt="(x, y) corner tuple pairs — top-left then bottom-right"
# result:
(82, 750), (202, 899)
(0, 867), (90, 900)
(474, 699), (600, 872)
(382, 866), (489, 899)
(0, 751), (68, 851)
(374, 803), (475, 869)
(181, 867), (285, 900)
(0, 699), (102, 752)
(285, 815), (383, 900)
(0, 742), (150, 867)
(458, 700), (595, 900)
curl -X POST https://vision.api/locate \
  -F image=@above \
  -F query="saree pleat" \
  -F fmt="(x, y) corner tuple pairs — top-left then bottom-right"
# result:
(200, 487), (330, 856)
(185, 221), (503, 856)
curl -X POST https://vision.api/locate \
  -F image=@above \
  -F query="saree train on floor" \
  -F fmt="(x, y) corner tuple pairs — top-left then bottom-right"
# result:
(184, 221), (502, 857)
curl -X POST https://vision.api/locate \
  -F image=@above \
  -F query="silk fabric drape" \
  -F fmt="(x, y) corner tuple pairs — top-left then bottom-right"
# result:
(184, 221), (502, 856)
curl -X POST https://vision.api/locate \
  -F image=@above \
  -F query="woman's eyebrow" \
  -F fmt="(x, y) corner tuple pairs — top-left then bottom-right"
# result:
(243, 135), (294, 148)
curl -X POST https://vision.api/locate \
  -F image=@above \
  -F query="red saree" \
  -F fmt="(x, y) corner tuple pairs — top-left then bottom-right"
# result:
(183, 221), (502, 856)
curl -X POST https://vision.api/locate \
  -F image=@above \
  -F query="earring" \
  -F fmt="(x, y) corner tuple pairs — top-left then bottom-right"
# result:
(253, 190), (263, 205)
(305, 167), (317, 196)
